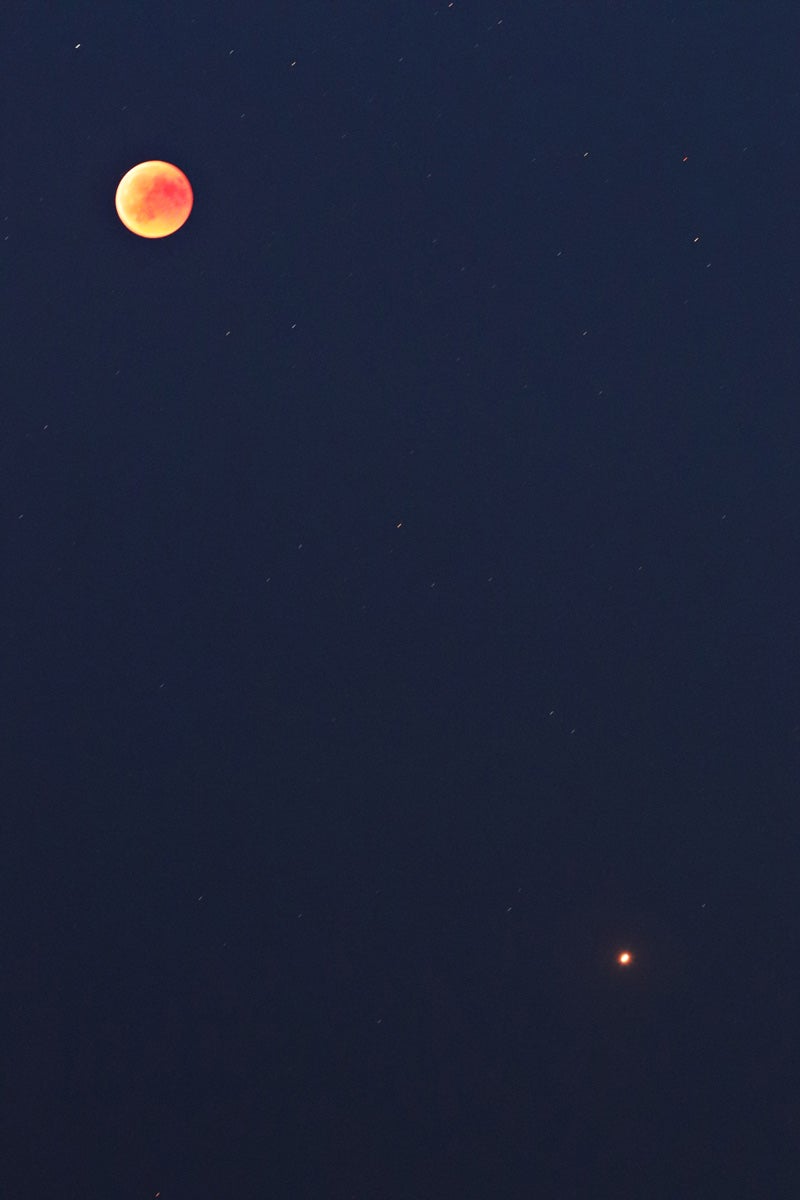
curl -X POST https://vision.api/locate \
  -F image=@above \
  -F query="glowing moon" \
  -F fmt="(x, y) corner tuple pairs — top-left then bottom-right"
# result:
(115, 161), (193, 238)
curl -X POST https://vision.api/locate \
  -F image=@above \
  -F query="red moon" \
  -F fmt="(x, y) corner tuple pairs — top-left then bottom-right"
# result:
(115, 161), (193, 238)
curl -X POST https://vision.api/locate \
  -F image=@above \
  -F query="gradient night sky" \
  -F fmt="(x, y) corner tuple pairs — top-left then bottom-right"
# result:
(4, 2), (800, 1197)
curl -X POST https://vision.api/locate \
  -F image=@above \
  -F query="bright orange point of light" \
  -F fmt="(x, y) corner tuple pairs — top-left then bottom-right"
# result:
(115, 160), (193, 238)
(617, 951), (633, 966)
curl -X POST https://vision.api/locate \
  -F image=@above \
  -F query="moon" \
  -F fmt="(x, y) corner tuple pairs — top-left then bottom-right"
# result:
(115, 161), (193, 239)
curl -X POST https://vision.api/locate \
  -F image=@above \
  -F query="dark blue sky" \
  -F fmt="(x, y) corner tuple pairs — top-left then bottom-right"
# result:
(4, 2), (800, 1197)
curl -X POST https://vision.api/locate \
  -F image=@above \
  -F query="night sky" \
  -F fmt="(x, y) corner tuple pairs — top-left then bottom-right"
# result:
(4, 2), (800, 1197)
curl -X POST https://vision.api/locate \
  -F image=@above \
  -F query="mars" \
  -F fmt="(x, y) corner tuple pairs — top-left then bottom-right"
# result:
(115, 161), (193, 238)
